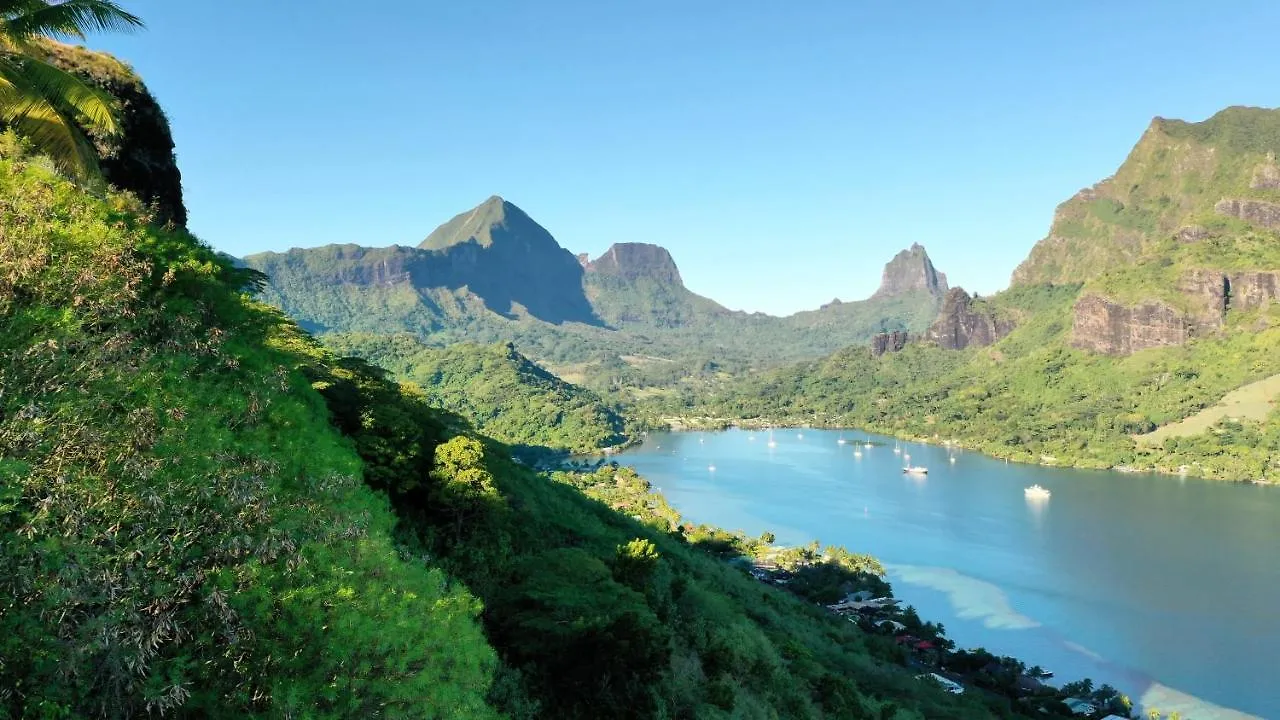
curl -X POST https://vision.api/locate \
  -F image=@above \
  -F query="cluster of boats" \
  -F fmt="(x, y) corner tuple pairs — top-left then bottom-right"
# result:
(740, 431), (1053, 498)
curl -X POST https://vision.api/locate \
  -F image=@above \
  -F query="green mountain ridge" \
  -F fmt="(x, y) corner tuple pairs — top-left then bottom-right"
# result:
(678, 106), (1280, 481)
(243, 198), (948, 395)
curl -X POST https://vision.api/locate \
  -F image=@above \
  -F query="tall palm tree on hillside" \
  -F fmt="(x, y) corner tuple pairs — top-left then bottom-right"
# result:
(0, 0), (142, 177)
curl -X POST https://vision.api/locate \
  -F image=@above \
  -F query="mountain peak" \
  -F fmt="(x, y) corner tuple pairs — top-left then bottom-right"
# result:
(872, 244), (948, 299)
(584, 243), (684, 286)
(420, 195), (534, 251)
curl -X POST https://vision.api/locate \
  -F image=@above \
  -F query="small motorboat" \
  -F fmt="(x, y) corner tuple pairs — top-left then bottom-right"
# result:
(1025, 484), (1051, 499)
(902, 466), (928, 475)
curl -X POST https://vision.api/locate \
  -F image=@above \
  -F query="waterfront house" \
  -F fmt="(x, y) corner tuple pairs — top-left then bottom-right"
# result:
(1064, 698), (1098, 715)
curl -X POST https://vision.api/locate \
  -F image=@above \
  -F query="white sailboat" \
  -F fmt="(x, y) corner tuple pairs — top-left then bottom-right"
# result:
(893, 441), (902, 455)
(902, 453), (927, 474)
(767, 429), (777, 448)
(837, 432), (847, 445)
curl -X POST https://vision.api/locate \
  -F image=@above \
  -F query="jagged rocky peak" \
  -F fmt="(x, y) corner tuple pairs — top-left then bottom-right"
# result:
(872, 243), (948, 299)
(926, 287), (1014, 350)
(420, 195), (559, 252)
(584, 243), (684, 286)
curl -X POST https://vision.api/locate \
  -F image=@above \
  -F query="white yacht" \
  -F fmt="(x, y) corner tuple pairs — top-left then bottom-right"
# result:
(1025, 484), (1051, 499)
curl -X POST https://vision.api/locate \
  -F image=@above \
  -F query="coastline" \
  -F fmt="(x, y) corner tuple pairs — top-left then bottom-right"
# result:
(654, 415), (1273, 485)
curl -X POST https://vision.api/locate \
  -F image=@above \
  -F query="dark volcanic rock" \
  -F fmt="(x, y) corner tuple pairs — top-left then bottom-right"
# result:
(871, 243), (948, 299)
(585, 243), (684, 286)
(39, 41), (186, 227)
(926, 288), (1014, 350)
(871, 330), (909, 356)
(1215, 198), (1280, 230)
(1070, 295), (1192, 355)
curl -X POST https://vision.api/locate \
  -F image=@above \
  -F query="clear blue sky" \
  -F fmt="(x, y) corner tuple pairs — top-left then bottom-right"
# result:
(93, 1), (1279, 315)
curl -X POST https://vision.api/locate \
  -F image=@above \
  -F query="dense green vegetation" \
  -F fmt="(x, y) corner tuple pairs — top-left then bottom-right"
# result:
(672, 281), (1280, 479)
(0, 138), (498, 717)
(0, 0), (142, 177)
(1012, 106), (1280, 287)
(1, 131), (1097, 719)
(655, 107), (1280, 483)
(324, 332), (631, 454)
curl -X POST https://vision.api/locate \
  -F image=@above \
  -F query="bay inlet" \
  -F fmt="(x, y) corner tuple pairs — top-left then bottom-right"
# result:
(620, 429), (1278, 719)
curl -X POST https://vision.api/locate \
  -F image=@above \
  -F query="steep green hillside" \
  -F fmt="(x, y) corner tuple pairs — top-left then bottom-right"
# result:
(325, 333), (630, 454)
(0, 134), (1079, 720)
(0, 136), (497, 717)
(684, 108), (1280, 481)
(1012, 106), (1280, 288)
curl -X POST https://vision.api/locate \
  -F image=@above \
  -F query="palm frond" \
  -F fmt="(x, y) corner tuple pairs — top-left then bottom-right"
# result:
(3, 0), (143, 41)
(0, 53), (119, 135)
(0, 55), (104, 177)
(0, 93), (98, 176)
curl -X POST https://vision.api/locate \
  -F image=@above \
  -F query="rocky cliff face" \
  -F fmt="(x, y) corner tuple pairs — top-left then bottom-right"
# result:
(1071, 268), (1280, 355)
(871, 243), (948, 299)
(1214, 198), (1280, 230)
(584, 243), (684, 286)
(871, 330), (909, 356)
(1251, 155), (1280, 189)
(926, 288), (1015, 350)
(1070, 295), (1193, 355)
(39, 41), (186, 227)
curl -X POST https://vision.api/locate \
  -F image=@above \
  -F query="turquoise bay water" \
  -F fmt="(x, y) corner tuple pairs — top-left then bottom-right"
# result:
(620, 429), (1279, 719)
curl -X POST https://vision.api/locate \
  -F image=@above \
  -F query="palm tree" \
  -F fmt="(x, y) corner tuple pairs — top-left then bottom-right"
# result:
(0, 1), (142, 177)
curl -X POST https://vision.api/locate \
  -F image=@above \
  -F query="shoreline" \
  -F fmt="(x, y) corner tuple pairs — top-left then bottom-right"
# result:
(654, 416), (1272, 486)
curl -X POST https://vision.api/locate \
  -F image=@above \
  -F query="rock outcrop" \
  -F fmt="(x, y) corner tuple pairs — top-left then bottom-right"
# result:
(1227, 271), (1280, 311)
(1251, 155), (1280, 189)
(584, 243), (684, 286)
(926, 288), (1014, 350)
(1214, 198), (1280, 230)
(1073, 269), (1280, 355)
(39, 41), (186, 227)
(871, 243), (948, 299)
(871, 330), (909, 356)
(1070, 295), (1193, 355)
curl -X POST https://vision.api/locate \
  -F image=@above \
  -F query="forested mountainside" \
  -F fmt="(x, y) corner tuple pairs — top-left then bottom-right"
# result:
(325, 333), (631, 454)
(1, 134), (1083, 718)
(676, 107), (1280, 482)
(241, 198), (947, 395)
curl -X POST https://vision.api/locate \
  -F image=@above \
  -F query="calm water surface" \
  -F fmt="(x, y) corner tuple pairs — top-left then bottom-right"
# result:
(620, 429), (1279, 719)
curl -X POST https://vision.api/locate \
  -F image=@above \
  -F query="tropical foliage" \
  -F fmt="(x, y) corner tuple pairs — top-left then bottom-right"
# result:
(0, 0), (142, 176)
(0, 134), (1101, 719)
(325, 332), (632, 454)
